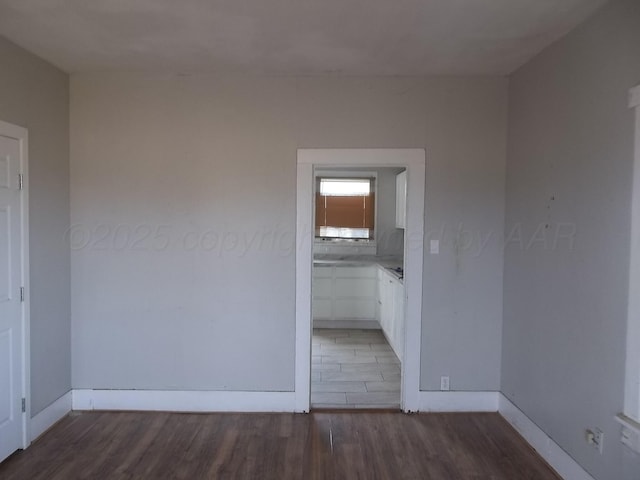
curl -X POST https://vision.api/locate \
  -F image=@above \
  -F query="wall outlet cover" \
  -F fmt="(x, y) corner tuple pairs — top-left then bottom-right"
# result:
(440, 376), (450, 391)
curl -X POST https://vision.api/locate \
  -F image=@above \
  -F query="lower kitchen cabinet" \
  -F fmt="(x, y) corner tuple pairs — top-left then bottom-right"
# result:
(391, 279), (405, 360)
(313, 265), (377, 323)
(377, 268), (405, 360)
(312, 262), (405, 360)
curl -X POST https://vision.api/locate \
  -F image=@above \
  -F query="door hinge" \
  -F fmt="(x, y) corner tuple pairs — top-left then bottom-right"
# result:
(21, 398), (26, 413)
(18, 174), (23, 190)
(20, 287), (24, 302)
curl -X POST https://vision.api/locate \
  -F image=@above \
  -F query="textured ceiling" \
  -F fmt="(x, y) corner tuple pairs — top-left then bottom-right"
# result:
(0, 0), (607, 75)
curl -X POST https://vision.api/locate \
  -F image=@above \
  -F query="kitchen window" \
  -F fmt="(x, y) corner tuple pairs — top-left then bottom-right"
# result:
(315, 177), (375, 240)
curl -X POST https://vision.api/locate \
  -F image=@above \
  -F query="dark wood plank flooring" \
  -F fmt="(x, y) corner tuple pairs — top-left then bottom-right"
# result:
(0, 411), (561, 480)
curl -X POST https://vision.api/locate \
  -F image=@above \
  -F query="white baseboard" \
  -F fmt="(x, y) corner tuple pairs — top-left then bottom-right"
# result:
(30, 391), (72, 441)
(498, 394), (595, 480)
(313, 320), (380, 329)
(415, 391), (499, 412)
(73, 390), (498, 414)
(72, 389), (297, 413)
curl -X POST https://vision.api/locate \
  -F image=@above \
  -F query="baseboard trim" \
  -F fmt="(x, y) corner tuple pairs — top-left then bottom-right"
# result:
(30, 391), (72, 441)
(415, 391), (499, 412)
(498, 394), (595, 480)
(59, 390), (498, 414)
(313, 320), (380, 329)
(72, 389), (297, 412)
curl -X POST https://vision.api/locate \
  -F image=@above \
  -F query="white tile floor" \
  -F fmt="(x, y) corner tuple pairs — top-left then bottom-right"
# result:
(311, 328), (401, 409)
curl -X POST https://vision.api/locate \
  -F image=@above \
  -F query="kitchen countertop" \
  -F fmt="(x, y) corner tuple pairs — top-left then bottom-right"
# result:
(313, 254), (404, 281)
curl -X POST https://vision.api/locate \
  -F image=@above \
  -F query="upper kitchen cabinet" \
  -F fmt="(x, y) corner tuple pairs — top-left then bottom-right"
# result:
(395, 170), (407, 229)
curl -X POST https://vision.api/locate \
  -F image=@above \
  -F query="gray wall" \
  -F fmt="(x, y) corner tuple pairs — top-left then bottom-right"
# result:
(376, 167), (404, 256)
(502, 1), (640, 479)
(0, 37), (70, 415)
(70, 74), (507, 392)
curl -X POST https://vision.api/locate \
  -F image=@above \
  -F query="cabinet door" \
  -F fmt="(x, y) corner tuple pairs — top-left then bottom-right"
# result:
(383, 278), (395, 338)
(379, 279), (387, 330)
(313, 266), (333, 320)
(313, 299), (332, 320)
(392, 281), (405, 360)
(335, 278), (376, 298)
(334, 299), (377, 319)
(395, 170), (407, 229)
(313, 277), (332, 298)
(377, 274), (385, 324)
(333, 265), (377, 320)
(386, 278), (396, 346)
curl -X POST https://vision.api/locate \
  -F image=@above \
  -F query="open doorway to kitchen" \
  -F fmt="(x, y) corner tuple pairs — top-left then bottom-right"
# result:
(295, 149), (425, 413)
(311, 167), (405, 409)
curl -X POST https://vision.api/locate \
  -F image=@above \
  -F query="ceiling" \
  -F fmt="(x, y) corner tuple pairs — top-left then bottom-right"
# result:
(0, 0), (607, 75)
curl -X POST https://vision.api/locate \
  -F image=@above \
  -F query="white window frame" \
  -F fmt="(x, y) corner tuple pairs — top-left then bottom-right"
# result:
(618, 85), (640, 447)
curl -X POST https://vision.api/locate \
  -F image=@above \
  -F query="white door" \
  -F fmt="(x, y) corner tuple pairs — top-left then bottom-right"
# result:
(0, 124), (26, 462)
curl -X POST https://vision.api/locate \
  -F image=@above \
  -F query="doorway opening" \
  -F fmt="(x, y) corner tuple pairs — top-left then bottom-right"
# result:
(311, 167), (404, 409)
(295, 149), (425, 413)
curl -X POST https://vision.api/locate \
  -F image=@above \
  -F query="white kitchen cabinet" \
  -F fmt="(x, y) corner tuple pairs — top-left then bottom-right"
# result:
(380, 275), (394, 331)
(377, 267), (405, 360)
(312, 266), (333, 320)
(313, 265), (377, 324)
(312, 298), (332, 320)
(392, 279), (405, 360)
(334, 298), (376, 319)
(377, 275), (386, 329)
(395, 170), (407, 229)
(313, 263), (404, 348)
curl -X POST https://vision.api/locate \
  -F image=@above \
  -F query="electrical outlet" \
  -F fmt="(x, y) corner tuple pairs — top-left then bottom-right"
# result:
(440, 376), (450, 391)
(585, 428), (604, 454)
(430, 239), (440, 254)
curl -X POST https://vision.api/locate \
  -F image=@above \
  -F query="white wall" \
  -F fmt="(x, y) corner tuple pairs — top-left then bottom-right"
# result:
(70, 74), (507, 393)
(0, 36), (70, 415)
(502, 1), (640, 479)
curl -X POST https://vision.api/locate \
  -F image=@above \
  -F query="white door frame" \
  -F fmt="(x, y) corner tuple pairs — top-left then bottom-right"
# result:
(0, 120), (30, 447)
(295, 149), (425, 412)
(623, 85), (640, 424)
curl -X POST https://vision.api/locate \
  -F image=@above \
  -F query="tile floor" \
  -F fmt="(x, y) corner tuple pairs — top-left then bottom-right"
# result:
(311, 328), (401, 409)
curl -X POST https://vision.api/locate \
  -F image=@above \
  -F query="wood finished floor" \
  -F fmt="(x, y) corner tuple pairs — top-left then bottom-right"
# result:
(312, 328), (400, 409)
(0, 411), (562, 480)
